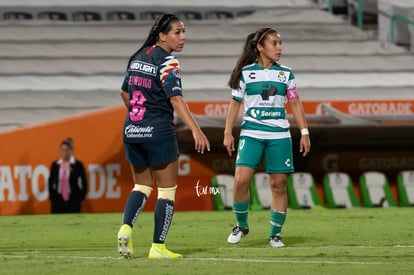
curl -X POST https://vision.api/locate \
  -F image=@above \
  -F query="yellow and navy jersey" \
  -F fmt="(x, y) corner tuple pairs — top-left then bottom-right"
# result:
(232, 62), (298, 140)
(121, 45), (183, 143)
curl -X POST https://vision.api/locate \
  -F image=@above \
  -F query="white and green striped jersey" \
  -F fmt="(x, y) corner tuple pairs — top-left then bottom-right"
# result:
(232, 62), (298, 140)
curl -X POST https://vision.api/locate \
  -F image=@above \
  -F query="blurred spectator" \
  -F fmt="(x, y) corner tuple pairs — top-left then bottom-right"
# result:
(48, 138), (88, 213)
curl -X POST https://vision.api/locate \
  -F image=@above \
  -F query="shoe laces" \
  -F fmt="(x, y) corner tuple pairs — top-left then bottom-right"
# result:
(232, 226), (241, 235)
(232, 226), (249, 235)
(270, 235), (282, 242)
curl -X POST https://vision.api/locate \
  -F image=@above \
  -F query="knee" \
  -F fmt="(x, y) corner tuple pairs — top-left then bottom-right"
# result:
(234, 176), (250, 193)
(269, 177), (287, 196)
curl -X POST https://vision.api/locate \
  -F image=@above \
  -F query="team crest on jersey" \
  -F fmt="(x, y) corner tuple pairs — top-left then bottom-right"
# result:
(278, 71), (287, 82)
(172, 68), (181, 79)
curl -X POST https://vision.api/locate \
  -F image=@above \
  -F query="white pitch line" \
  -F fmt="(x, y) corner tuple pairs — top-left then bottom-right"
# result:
(219, 245), (414, 250)
(0, 254), (384, 265)
(182, 257), (383, 265)
(0, 254), (121, 260)
(2, 244), (413, 265)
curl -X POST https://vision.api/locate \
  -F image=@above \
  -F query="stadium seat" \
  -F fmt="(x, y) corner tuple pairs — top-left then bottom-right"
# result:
(210, 174), (235, 210)
(359, 171), (396, 207)
(4, 12), (33, 20)
(175, 11), (203, 20)
(396, 170), (414, 207)
(106, 11), (136, 21)
(236, 10), (255, 17)
(38, 11), (68, 21)
(72, 11), (102, 21)
(210, 174), (260, 210)
(205, 11), (234, 20)
(323, 172), (360, 208)
(140, 11), (164, 21)
(287, 172), (322, 209)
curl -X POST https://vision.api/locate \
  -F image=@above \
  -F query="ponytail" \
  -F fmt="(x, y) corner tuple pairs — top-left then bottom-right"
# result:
(228, 33), (256, 90)
(228, 28), (277, 90)
(126, 13), (180, 70)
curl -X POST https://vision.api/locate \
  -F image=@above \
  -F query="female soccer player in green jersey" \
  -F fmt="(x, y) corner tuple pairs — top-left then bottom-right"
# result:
(223, 27), (311, 248)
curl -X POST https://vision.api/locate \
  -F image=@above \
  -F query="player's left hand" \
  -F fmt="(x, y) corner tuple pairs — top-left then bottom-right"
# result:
(300, 135), (311, 157)
(193, 129), (210, 154)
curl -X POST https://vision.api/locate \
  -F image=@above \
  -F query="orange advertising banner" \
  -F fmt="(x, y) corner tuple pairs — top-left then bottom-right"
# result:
(1, 99), (413, 215)
(0, 106), (215, 215)
(186, 99), (414, 116)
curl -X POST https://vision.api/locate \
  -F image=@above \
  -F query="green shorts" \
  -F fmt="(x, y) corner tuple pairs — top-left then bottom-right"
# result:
(236, 135), (294, 174)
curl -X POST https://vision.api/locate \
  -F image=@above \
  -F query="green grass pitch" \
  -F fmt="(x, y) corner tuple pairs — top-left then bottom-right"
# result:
(1, 208), (414, 274)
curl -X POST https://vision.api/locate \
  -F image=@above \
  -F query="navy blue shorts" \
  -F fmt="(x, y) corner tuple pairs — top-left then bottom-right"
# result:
(124, 139), (179, 167)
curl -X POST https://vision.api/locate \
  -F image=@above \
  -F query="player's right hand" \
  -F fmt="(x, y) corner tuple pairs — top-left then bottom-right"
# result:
(223, 134), (235, 157)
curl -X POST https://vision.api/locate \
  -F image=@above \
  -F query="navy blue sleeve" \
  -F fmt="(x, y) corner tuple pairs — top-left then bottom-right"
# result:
(159, 57), (183, 98)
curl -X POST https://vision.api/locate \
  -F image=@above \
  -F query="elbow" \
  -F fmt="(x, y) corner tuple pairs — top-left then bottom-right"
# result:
(120, 90), (130, 108)
(169, 95), (183, 108)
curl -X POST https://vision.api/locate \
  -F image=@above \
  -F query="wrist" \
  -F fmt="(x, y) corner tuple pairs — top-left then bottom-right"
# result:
(300, 128), (309, 136)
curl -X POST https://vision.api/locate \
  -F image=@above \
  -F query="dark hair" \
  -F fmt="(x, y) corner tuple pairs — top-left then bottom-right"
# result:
(126, 13), (180, 70)
(61, 138), (73, 150)
(228, 28), (277, 90)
